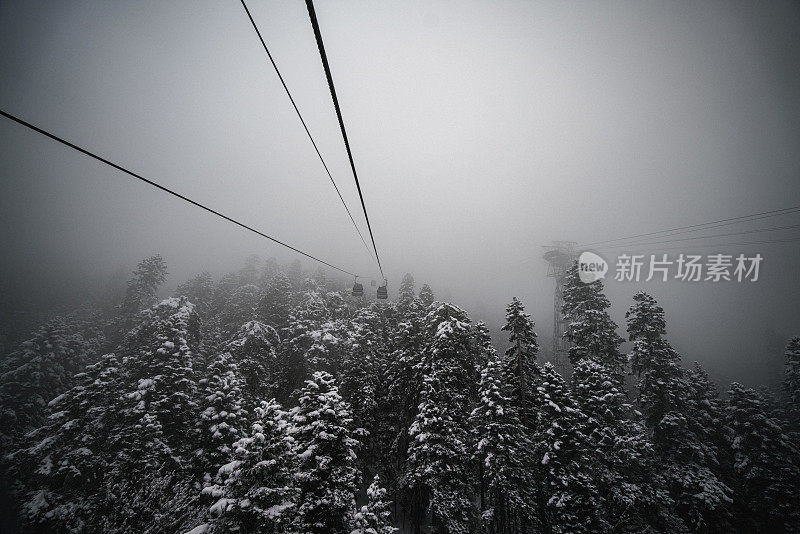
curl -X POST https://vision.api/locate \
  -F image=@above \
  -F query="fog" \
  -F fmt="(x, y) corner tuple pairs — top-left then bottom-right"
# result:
(2, 0), (799, 387)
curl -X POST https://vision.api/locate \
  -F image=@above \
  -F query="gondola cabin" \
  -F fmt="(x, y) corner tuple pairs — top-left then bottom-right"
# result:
(352, 281), (364, 297)
(377, 281), (388, 300)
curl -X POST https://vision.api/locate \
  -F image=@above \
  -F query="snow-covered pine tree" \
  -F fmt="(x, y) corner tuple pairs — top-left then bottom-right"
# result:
(626, 293), (733, 531)
(313, 267), (328, 291)
(238, 255), (262, 287)
(626, 293), (685, 431)
(470, 357), (535, 533)
(382, 298), (427, 517)
(279, 290), (333, 401)
(685, 363), (733, 479)
(626, 291), (667, 377)
(218, 284), (263, 338)
(398, 273), (416, 311)
(290, 371), (360, 534)
(339, 308), (383, 456)
(561, 263), (625, 373)
(224, 321), (280, 409)
(727, 382), (800, 532)
(0, 317), (94, 449)
(351, 475), (396, 534)
(351, 300), (401, 488)
(386, 297), (427, 433)
(499, 297), (539, 428)
(424, 304), (481, 415)
(257, 271), (294, 333)
(99, 297), (205, 531)
(202, 399), (297, 534)
(117, 297), (201, 458)
(287, 259), (303, 289)
(7, 353), (120, 532)
(469, 321), (494, 397)
(418, 284), (434, 308)
(175, 272), (215, 317)
(532, 363), (603, 534)
(405, 374), (473, 534)
(570, 358), (672, 532)
(118, 255), (168, 332)
(259, 257), (279, 287)
(404, 303), (476, 534)
(212, 272), (241, 316)
(196, 352), (248, 482)
(305, 318), (350, 377)
(326, 291), (349, 321)
(785, 336), (800, 417)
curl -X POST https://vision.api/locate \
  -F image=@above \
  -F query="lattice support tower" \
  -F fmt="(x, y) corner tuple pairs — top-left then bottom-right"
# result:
(543, 241), (577, 378)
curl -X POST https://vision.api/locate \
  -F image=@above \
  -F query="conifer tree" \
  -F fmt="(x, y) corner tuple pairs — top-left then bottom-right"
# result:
(257, 272), (294, 333)
(218, 284), (262, 338)
(418, 284), (435, 308)
(626, 293), (733, 531)
(398, 273), (416, 311)
(287, 259), (303, 289)
(175, 272), (215, 316)
(196, 352), (248, 481)
(571, 359), (670, 532)
(626, 292), (682, 425)
(118, 255), (168, 329)
(404, 304), (476, 534)
(727, 383), (800, 532)
(238, 254), (263, 286)
(314, 267), (328, 290)
(532, 363), (603, 534)
(259, 257), (279, 287)
(213, 272), (242, 315)
(203, 399), (297, 534)
(305, 318), (349, 377)
(351, 475), (396, 534)
(626, 291), (667, 377)
(470, 357), (534, 533)
(339, 308), (382, 450)
(561, 264), (624, 372)
(224, 321), (280, 409)
(383, 298), (428, 514)
(470, 321), (494, 396)
(113, 297), (202, 470)
(325, 291), (348, 321)
(686, 363), (733, 476)
(500, 297), (538, 427)
(7, 354), (120, 532)
(406, 375), (473, 534)
(290, 372), (360, 534)
(279, 291), (331, 400)
(785, 336), (800, 415)
(0, 318), (93, 448)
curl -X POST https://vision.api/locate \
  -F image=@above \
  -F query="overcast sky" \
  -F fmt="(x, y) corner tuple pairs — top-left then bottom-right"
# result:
(1, 0), (799, 387)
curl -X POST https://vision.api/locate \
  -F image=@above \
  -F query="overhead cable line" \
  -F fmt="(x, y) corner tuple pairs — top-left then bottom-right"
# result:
(525, 233), (800, 265)
(0, 109), (361, 277)
(596, 210), (800, 244)
(238, 0), (374, 262)
(591, 222), (800, 249)
(581, 205), (800, 247)
(305, 0), (385, 279)
(593, 236), (800, 253)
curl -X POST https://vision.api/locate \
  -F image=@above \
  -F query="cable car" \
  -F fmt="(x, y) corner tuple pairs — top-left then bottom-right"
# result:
(377, 279), (388, 300)
(352, 277), (364, 297)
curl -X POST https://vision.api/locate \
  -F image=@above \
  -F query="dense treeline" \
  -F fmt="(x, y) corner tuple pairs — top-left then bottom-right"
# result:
(1, 255), (798, 533)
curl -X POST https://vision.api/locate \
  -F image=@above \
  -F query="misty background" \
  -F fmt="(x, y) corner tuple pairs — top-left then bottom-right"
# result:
(1, 0), (799, 388)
